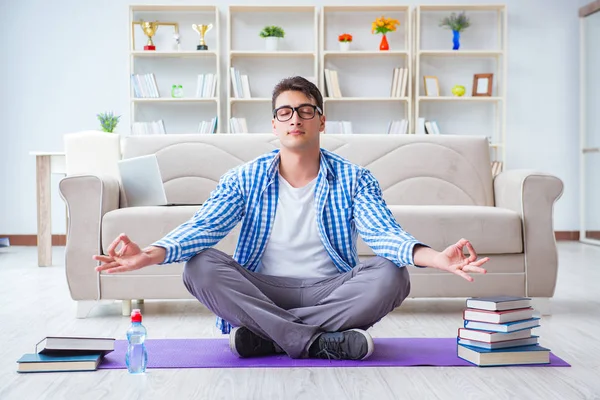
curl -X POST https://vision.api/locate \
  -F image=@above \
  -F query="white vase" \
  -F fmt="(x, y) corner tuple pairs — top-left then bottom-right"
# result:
(265, 37), (279, 51)
(339, 41), (350, 52)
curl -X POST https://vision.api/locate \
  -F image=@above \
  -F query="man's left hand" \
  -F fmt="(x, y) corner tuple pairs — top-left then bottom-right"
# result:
(431, 238), (489, 282)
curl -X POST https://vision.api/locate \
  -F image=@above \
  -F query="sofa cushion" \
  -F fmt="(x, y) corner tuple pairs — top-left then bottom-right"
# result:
(356, 205), (522, 256)
(101, 206), (240, 276)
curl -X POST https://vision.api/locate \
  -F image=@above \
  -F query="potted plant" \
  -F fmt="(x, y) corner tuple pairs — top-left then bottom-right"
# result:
(259, 25), (285, 51)
(439, 11), (470, 50)
(338, 33), (352, 51)
(371, 16), (400, 51)
(96, 111), (121, 133)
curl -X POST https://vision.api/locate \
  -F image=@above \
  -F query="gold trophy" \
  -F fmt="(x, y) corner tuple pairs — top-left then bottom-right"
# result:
(141, 21), (159, 50)
(192, 23), (213, 50)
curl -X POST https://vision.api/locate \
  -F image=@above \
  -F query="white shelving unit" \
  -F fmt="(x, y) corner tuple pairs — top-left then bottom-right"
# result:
(227, 5), (319, 133)
(129, 5), (221, 134)
(320, 5), (412, 134)
(414, 4), (507, 166)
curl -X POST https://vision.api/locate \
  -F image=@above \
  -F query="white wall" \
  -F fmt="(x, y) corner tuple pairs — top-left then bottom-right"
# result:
(0, 0), (584, 235)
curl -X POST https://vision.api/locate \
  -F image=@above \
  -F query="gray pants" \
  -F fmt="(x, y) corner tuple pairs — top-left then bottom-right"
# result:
(182, 248), (411, 359)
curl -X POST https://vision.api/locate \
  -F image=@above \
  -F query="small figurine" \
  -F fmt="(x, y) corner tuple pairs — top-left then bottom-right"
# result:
(173, 33), (181, 51)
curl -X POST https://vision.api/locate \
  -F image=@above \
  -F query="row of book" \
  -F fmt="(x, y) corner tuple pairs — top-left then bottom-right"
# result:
(390, 67), (408, 98)
(132, 120), (167, 135)
(196, 73), (218, 98)
(230, 67), (252, 99)
(457, 296), (550, 366)
(131, 73), (160, 98)
(415, 118), (441, 135)
(230, 117), (249, 133)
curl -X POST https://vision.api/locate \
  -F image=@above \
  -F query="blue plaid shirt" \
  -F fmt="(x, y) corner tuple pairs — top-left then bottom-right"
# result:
(152, 148), (425, 334)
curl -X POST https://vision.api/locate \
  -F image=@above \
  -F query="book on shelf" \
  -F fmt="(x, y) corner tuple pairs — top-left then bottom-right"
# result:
(387, 119), (408, 135)
(324, 120), (352, 134)
(198, 116), (218, 134)
(416, 119), (440, 135)
(229, 117), (248, 133)
(230, 67), (252, 99)
(390, 67), (408, 98)
(16, 335), (115, 373)
(457, 296), (550, 366)
(196, 73), (218, 98)
(131, 73), (160, 98)
(132, 120), (166, 135)
(324, 69), (342, 98)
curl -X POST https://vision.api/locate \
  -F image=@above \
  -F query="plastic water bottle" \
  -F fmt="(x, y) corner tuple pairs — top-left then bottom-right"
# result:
(126, 309), (148, 374)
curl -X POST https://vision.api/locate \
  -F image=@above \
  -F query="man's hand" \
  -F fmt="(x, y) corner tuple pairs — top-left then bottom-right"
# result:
(92, 233), (165, 274)
(414, 238), (489, 282)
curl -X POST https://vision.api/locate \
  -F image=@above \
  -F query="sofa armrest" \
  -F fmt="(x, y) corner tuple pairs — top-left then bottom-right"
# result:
(59, 175), (120, 300)
(493, 170), (564, 297)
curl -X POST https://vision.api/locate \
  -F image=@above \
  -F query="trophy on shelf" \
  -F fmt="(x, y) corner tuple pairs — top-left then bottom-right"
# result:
(140, 21), (159, 51)
(192, 23), (213, 50)
(132, 20), (179, 52)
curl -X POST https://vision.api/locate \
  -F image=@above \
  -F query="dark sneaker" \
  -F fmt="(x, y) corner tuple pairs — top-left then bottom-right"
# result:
(308, 329), (374, 360)
(229, 326), (281, 358)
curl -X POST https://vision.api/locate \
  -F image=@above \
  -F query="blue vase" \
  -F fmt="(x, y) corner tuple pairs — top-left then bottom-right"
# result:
(452, 30), (460, 50)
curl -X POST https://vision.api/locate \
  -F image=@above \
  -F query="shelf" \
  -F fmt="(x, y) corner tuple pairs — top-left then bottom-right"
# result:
(230, 51), (315, 58)
(230, 98), (271, 103)
(418, 4), (506, 11)
(325, 97), (409, 102)
(419, 50), (503, 58)
(130, 5), (217, 12)
(323, 50), (409, 57)
(418, 96), (503, 102)
(229, 5), (315, 12)
(131, 51), (218, 58)
(131, 98), (218, 103)
(323, 6), (409, 12)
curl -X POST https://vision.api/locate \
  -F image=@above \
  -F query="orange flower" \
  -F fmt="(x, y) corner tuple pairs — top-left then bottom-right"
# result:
(338, 33), (352, 42)
(371, 15), (400, 35)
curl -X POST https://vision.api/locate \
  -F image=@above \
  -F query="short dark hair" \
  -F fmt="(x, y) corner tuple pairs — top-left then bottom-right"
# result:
(272, 76), (324, 113)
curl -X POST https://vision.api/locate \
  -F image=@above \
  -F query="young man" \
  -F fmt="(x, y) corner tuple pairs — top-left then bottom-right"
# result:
(94, 76), (488, 361)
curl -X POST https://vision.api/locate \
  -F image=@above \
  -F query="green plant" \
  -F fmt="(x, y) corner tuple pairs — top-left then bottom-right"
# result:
(439, 11), (471, 32)
(97, 111), (121, 133)
(259, 25), (285, 38)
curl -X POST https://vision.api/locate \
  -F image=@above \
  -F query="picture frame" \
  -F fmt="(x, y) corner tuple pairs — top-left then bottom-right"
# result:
(472, 73), (493, 96)
(423, 76), (440, 97)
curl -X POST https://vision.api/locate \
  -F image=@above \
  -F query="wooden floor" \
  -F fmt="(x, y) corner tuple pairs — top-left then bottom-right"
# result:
(1, 242), (599, 400)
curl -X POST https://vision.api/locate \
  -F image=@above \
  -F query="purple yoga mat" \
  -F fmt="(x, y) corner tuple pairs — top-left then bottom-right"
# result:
(98, 338), (570, 369)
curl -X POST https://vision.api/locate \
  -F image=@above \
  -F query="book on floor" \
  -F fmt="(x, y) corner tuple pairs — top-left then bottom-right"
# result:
(457, 343), (550, 366)
(458, 327), (534, 343)
(466, 296), (531, 311)
(17, 353), (103, 373)
(463, 307), (536, 324)
(464, 318), (540, 333)
(458, 335), (539, 350)
(36, 336), (115, 356)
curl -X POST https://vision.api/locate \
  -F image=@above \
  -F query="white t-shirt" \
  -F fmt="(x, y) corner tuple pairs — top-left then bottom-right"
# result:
(257, 173), (339, 279)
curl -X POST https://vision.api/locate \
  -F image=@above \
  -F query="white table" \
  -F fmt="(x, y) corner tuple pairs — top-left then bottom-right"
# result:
(29, 152), (66, 267)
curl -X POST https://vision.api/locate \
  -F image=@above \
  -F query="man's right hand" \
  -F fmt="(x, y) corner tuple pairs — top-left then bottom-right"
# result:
(93, 233), (166, 274)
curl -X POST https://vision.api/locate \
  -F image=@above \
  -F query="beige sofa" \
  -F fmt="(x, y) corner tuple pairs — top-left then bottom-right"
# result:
(59, 134), (564, 318)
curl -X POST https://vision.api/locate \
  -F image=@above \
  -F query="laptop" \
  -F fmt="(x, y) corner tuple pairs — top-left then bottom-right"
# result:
(118, 154), (168, 207)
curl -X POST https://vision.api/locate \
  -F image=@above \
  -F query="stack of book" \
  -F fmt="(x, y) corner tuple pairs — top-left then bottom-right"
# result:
(16, 336), (115, 373)
(457, 296), (551, 366)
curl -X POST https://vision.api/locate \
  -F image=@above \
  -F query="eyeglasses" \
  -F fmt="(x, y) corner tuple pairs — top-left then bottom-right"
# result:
(273, 104), (323, 122)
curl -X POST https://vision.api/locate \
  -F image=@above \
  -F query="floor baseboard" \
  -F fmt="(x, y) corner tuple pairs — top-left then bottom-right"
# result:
(0, 235), (67, 246)
(0, 232), (592, 246)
